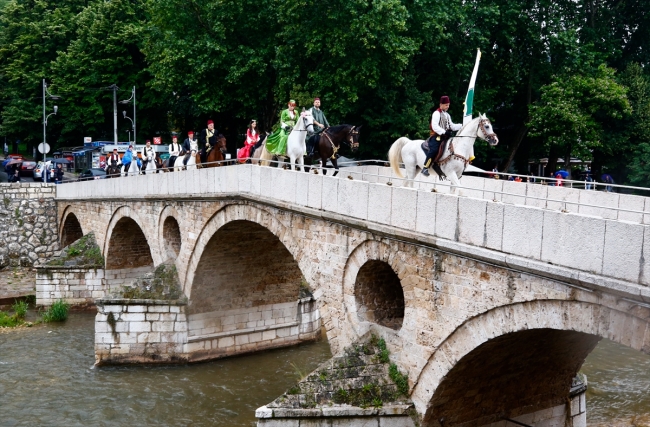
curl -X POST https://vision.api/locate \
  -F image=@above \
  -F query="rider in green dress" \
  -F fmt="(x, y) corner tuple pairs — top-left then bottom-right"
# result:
(265, 100), (298, 156)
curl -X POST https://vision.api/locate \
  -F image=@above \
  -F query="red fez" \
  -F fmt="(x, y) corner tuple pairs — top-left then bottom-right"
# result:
(440, 95), (450, 104)
(188, 130), (194, 135)
(207, 120), (214, 126)
(172, 134), (178, 139)
(314, 98), (320, 101)
(146, 139), (151, 143)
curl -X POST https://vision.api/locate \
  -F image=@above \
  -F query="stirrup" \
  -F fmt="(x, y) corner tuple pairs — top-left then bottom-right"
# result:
(422, 168), (430, 177)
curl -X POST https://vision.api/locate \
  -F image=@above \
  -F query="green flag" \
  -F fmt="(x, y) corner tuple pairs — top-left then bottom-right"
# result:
(463, 49), (481, 125)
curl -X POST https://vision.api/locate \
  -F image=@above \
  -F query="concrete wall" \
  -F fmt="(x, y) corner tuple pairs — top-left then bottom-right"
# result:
(36, 267), (105, 306)
(0, 183), (59, 268)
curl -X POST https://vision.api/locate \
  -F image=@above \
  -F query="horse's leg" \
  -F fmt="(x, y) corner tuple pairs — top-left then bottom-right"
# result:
(298, 155), (306, 173)
(448, 169), (463, 195)
(405, 162), (417, 188)
(331, 157), (339, 177)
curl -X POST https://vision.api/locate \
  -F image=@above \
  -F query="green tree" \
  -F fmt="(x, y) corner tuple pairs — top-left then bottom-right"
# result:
(52, 0), (166, 144)
(0, 0), (90, 151)
(619, 64), (650, 186)
(528, 65), (631, 176)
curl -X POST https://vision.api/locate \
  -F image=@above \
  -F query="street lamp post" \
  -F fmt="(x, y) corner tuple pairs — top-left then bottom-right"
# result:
(119, 86), (136, 144)
(42, 79), (61, 183)
(123, 111), (134, 143)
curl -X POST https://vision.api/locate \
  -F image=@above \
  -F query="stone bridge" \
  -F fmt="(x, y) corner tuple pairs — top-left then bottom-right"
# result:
(53, 164), (650, 426)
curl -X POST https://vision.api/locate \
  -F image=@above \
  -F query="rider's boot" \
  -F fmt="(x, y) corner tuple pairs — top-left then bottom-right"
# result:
(422, 154), (434, 177)
(183, 153), (190, 166)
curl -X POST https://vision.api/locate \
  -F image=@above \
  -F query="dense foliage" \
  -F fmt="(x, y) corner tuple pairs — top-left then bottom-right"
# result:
(0, 0), (648, 184)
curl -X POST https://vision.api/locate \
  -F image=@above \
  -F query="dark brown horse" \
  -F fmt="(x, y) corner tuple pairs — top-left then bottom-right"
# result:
(198, 134), (227, 168)
(106, 162), (121, 178)
(308, 125), (361, 175)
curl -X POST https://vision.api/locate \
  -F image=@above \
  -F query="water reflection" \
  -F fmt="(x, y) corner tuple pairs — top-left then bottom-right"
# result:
(0, 312), (331, 426)
(581, 338), (650, 425)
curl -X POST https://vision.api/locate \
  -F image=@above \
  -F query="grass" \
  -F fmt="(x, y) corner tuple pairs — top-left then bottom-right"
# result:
(47, 233), (104, 267)
(118, 264), (183, 300)
(0, 299), (31, 328)
(40, 299), (69, 322)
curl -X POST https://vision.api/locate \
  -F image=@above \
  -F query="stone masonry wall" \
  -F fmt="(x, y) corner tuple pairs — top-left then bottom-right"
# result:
(0, 183), (58, 268)
(186, 297), (320, 362)
(95, 299), (188, 365)
(56, 166), (650, 423)
(36, 267), (105, 306)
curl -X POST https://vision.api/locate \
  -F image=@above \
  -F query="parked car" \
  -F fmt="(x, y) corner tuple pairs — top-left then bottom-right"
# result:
(78, 168), (107, 181)
(19, 161), (37, 177)
(33, 161), (52, 181)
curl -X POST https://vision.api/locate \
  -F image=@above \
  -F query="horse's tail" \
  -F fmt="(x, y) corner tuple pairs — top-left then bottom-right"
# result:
(388, 137), (409, 178)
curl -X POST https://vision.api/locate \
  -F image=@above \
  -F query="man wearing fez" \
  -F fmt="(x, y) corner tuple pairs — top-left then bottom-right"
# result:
(422, 95), (462, 177)
(199, 120), (219, 164)
(182, 130), (199, 166)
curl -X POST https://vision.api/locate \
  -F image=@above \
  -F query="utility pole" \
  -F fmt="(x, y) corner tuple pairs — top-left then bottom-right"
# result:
(108, 84), (119, 144)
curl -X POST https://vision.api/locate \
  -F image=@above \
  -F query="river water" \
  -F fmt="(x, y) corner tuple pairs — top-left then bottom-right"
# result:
(1, 313), (649, 426)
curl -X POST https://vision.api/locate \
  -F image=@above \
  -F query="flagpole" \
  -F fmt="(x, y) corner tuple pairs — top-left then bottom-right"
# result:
(463, 49), (482, 125)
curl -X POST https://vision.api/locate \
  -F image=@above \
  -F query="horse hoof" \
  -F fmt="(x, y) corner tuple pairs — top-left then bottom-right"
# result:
(387, 182), (393, 186)
(431, 188), (438, 193)
(347, 175), (353, 180)
(313, 170), (319, 175)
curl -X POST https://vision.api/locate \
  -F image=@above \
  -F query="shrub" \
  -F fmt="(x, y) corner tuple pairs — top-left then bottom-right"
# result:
(12, 299), (28, 319)
(41, 300), (70, 322)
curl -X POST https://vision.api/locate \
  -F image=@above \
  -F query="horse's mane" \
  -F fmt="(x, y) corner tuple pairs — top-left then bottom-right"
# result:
(456, 115), (482, 136)
(325, 124), (353, 134)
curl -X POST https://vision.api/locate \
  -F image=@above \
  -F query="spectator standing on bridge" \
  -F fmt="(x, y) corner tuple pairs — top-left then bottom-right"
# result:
(54, 163), (64, 184)
(3, 141), (8, 157)
(168, 135), (181, 170)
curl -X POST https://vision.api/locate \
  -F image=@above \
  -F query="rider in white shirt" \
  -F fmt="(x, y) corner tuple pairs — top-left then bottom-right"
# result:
(141, 140), (156, 170)
(168, 135), (181, 169)
(182, 130), (199, 165)
(422, 95), (463, 176)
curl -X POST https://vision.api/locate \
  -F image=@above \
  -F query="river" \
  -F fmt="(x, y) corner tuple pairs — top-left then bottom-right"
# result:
(1, 313), (649, 426)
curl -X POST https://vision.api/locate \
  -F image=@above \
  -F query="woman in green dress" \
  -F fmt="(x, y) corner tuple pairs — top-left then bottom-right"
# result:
(265, 100), (298, 156)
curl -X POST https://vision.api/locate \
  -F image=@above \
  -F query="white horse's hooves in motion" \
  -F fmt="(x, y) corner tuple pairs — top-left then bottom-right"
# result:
(387, 114), (498, 193)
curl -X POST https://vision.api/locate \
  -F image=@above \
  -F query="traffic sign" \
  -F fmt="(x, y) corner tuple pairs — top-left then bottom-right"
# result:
(38, 142), (51, 154)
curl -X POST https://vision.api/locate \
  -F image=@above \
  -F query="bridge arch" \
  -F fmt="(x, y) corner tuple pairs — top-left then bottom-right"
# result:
(184, 203), (306, 299)
(158, 205), (182, 261)
(103, 206), (159, 270)
(342, 240), (421, 344)
(411, 299), (650, 426)
(59, 206), (84, 247)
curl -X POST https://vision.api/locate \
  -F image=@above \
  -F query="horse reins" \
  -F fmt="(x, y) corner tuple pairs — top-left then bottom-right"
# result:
(437, 119), (494, 168)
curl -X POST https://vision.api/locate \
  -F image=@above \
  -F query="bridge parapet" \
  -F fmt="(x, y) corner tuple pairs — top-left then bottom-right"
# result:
(56, 165), (650, 297)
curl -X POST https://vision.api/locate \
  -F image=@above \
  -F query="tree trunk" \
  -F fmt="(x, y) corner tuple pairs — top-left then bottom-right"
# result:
(547, 144), (560, 179)
(501, 63), (534, 173)
(501, 125), (529, 173)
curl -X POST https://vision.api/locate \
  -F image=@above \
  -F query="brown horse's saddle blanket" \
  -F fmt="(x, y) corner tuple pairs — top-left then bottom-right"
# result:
(421, 138), (449, 163)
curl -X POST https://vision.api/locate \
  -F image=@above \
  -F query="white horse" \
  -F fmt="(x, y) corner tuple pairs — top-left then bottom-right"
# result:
(173, 150), (198, 171)
(121, 157), (141, 177)
(388, 114), (498, 192)
(173, 138), (199, 171)
(260, 110), (314, 171)
(144, 153), (157, 174)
